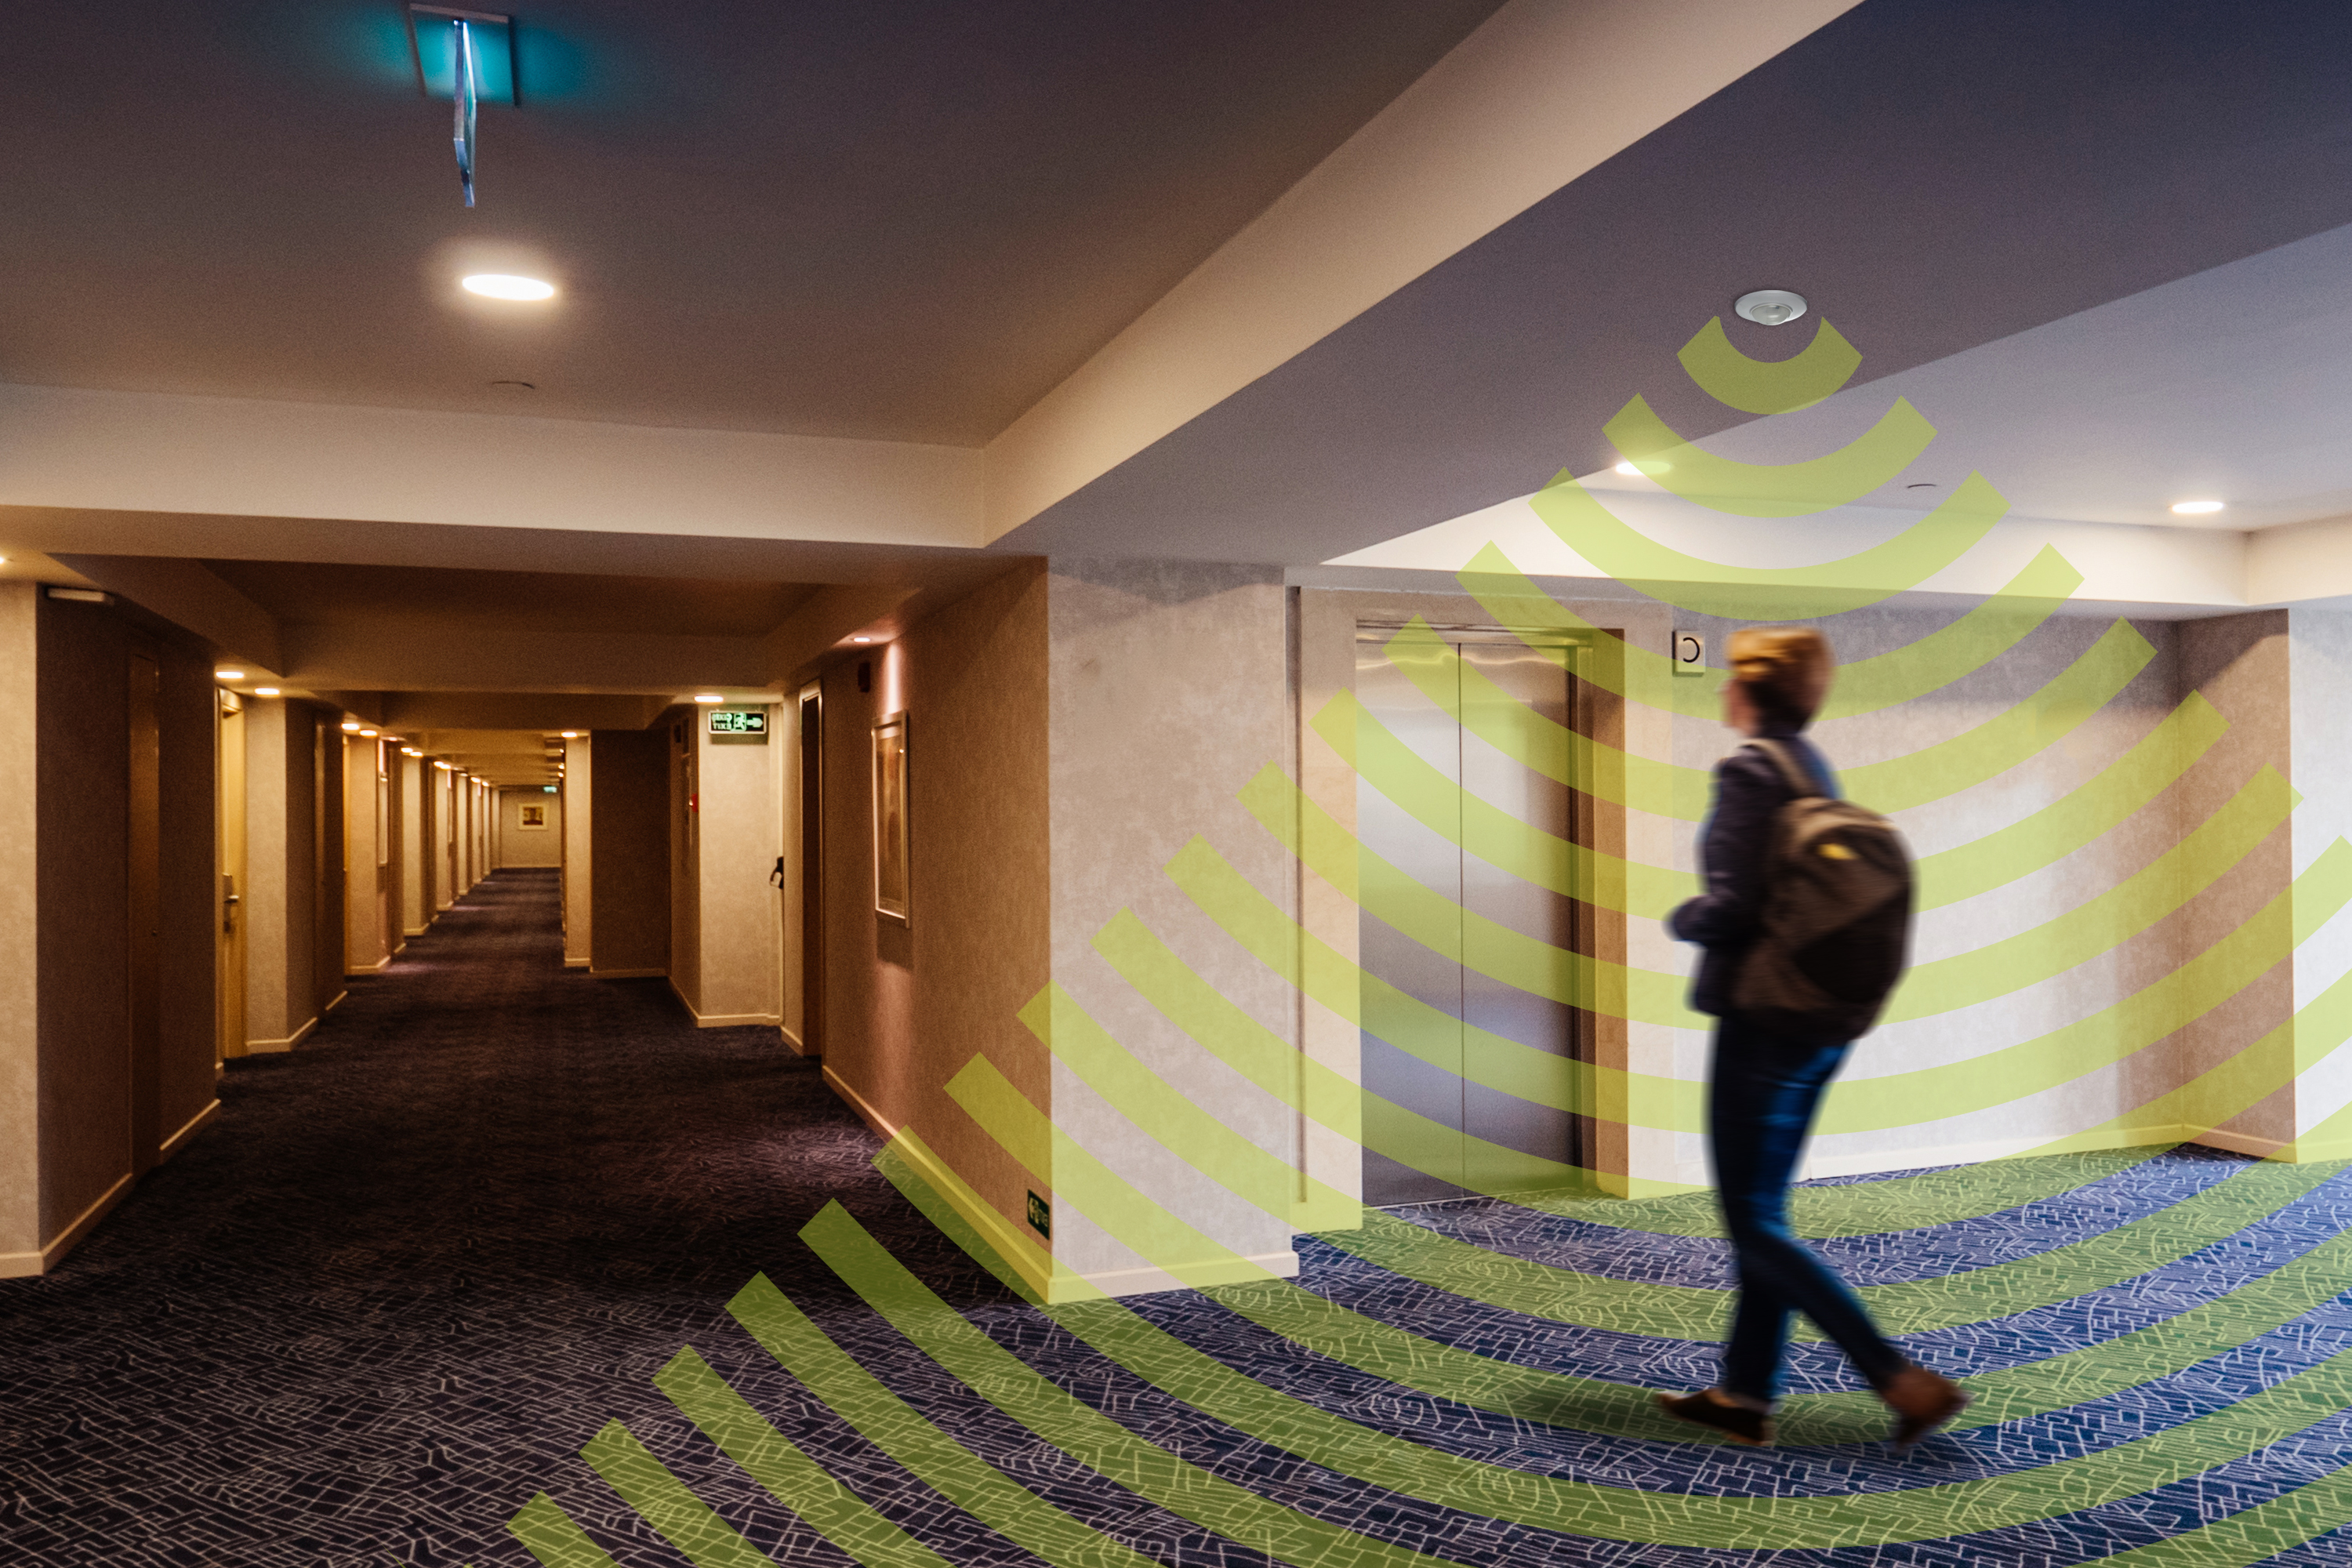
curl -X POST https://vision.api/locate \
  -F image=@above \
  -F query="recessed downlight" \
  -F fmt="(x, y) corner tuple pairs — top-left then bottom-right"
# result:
(560, 730), (583, 738)
(253, 686), (281, 696)
(2171, 499), (2226, 515)
(1734, 289), (1807, 327)
(340, 720), (362, 731)
(215, 669), (245, 681)
(693, 692), (725, 704)
(851, 635), (874, 644)
(462, 273), (556, 301)
(360, 728), (379, 738)
(1613, 462), (1640, 477)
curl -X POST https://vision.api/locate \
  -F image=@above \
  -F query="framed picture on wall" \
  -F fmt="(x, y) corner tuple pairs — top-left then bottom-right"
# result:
(519, 802), (549, 829)
(873, 711), (909, 926)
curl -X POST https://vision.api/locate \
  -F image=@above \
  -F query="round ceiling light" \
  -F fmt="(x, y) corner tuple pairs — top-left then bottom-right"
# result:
(215, 669), (245, 680)
(462, 274), (557, 301)
(693, 692), (724, 704)
(253, 686), (281, 696)
(1734, 289), (1807, 328)
(340, 720), (361, 731)
(2171, 499), (2226, 515)
(1613, 462), (1641, 477)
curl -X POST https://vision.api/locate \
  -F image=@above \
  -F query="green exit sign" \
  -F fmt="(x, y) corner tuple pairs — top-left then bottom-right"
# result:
(708, 708), (769, 743)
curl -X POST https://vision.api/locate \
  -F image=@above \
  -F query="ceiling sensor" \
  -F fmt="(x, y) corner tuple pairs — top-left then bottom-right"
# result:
(1734, 289), (1807, 327)
(488, 379), (537, 390)
(1906, 482), (1938, 490)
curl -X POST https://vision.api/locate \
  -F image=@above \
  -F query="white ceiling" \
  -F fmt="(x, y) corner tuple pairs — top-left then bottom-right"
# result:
(1615, 220), (2352, 535)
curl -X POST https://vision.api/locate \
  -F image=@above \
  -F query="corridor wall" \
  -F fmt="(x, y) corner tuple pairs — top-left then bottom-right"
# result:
(401, 752), (426, 936)
(588, 727), (670, 976)
(818, 561), (1051, 1262)
(498, 789), (561, 868)
(670, 705), (782, 1026)
(1, 582), (217, 1277)
(343, 737), (394, 974)
(241, 699), (319, 1053)
(562, 739), (591, 967)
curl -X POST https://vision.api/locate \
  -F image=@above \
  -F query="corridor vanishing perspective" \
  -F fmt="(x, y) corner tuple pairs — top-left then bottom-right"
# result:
(0, 872), (917, 1563)
(15, 5), (2352, 1566)
(11, 873), (2352, 1563)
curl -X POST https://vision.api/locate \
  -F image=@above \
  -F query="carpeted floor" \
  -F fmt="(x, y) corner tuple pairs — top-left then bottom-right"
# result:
(0, 869), (957, 1566)
(7, 868), (2352, 1566)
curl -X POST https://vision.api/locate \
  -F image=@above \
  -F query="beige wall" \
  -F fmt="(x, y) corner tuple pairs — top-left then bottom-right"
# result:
(3, 587), (217, 1277)
(1040, 561), (1298, 1290)
(683, 709), (783, 1025)
(818, 563), (1052, 1257)
(344, 737), (388, 971)
(0, 584), (39, 1268)
(562, 739), (592, 967)
(498, 788), (563, 868)
(2290, 609), (2352, 1142)
(589, 727), (671, 975)
(241, 699), (318, 1051)
(399, 753), (427, 935)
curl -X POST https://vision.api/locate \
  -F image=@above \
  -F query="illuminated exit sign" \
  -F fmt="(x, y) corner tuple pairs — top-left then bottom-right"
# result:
(708, 708), (769, 743)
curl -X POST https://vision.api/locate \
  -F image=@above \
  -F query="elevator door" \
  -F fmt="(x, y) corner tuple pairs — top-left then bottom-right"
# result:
(1357, 626), (1590, 1207)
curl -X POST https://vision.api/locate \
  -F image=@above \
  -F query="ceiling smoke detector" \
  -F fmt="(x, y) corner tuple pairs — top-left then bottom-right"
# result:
(1734, 289), (1808, 328)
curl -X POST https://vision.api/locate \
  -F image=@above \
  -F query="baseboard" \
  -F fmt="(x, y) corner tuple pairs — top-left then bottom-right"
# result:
(2194, 1127), (2290, 1160)
(158, 1099), (220, 1163)
(0, 1171), (137, 1278)
(589, 967), (667, 979)
(244, 1014), (318, 1054)
(1079, 1251), (1302, 1296)
(322, 989), (348, 1014)
(665, 978), (779, 1029)
(822, 1063), (898, 1143)
(404, 925), (430, 938)
(779, 1024), (815, 1057)
(343, 956), (391, 978)
(563, 957), (590, 969)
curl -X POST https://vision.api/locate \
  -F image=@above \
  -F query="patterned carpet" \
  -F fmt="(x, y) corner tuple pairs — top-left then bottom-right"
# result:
(6, 869), (2350, 1565)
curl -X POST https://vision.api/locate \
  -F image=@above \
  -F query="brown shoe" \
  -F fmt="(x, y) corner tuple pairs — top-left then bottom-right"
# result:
(1878, 1364), (1969, 1450)
(1657, 1388), (1775, 1446)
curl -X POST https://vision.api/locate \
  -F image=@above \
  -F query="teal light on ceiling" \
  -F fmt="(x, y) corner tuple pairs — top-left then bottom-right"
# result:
(408, 6), (517, 105)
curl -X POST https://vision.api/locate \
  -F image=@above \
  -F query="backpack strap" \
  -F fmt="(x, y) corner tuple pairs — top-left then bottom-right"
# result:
(1744, 738), (1826, 800)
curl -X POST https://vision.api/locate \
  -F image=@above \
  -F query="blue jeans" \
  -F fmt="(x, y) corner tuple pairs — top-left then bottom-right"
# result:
(1709, 1014), (1907, 1403)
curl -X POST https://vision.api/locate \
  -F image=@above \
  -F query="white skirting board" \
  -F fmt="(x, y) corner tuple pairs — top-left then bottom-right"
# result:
(0, 1171), (134, 1279)
(668, 978), (780, 1029)
(244, 1014), (318, 1054)
(822, 1064), (1302, 1301)
(158, 1099), (221, 1163)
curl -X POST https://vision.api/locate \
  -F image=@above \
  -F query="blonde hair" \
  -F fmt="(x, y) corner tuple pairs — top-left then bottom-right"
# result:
(1727, 626), (1834, 728)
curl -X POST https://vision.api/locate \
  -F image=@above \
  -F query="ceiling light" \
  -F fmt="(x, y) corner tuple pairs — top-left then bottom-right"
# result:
(560, 731), (582, 738)
(340, 720), (361, 731)
(1613, 462), (1640, 477)
(1734, 289), (1807, 328)
(462, 273), (556, 302)
(693, 692), (724, 704)
(851, 636), (873, 644)
(2171, 499), (2226, 515)
(361, 728), (379, 738)
(215, 669), (245, 680)
(253, 686), (281, 696)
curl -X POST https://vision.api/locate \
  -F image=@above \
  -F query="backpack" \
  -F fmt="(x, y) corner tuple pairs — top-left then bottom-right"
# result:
(1730, 739), (1915, 1042)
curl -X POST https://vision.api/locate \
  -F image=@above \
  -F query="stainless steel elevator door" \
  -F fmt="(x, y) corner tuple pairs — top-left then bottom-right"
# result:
(1356, 626), (1588, 1207)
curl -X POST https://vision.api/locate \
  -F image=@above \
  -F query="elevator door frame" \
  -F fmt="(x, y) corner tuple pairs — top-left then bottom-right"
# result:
(1354, 622), (1603, 1208)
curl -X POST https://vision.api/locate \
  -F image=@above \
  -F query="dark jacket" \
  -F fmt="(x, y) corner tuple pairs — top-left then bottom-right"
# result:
(1668, 724), (1840, 1018)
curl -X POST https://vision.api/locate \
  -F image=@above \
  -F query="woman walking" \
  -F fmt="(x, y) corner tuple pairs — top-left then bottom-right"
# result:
(1656, 626), (1968, 1449)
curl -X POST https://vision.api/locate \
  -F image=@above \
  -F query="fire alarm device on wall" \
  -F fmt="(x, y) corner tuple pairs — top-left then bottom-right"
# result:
(1672, 630), (1707, 677)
